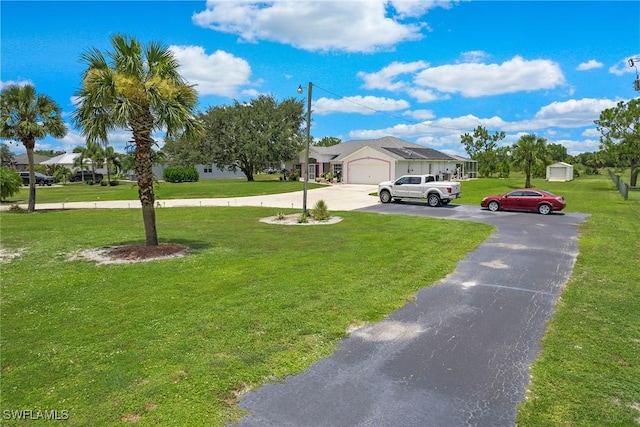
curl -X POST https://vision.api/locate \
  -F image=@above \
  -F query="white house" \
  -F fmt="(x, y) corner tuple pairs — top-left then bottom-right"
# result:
(546, 162), (574, 182)
(289, 136), (477, 184)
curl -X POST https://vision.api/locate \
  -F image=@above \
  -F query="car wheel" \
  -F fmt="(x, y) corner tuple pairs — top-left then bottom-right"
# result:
(488, 201), (499, 212)
(379, 190), (392, 203)
(427, 194), (441, 207)
(538, 204), (552, 215)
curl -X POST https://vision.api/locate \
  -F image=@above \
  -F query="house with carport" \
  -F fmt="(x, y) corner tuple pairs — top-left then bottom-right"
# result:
(289, 136), (477, 185)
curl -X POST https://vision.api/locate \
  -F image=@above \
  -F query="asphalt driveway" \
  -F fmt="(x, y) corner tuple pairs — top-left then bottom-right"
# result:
(234, 202), (589, 427)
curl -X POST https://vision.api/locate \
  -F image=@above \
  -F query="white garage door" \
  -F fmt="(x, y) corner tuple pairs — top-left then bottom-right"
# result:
(548, 167), (565, 181)
(348, 160), (390, 184)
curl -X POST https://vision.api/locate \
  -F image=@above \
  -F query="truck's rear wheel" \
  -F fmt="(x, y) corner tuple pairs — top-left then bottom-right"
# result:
(427, 194), (441, 207)
(379, 190), (392, 203)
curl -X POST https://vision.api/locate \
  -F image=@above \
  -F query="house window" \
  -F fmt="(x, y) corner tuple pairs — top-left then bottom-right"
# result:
(204, 165), (213, 173)
(333, 164), (342, 180)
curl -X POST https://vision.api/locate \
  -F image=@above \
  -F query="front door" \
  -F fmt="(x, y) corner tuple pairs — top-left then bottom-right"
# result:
(308, 164), (316, 181)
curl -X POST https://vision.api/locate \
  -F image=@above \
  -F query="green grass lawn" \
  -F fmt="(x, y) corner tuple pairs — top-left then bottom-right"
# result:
(1, 174), (324, 205)
(1, 173), (638, 426)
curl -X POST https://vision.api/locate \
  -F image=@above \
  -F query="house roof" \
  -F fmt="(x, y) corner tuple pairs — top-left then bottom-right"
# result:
(40, 153), (82, 165)
(314, 136), (467, 162)
(14, 153), (51, 165)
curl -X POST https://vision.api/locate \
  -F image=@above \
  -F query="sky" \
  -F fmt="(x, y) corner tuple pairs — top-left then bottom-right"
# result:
(1, 0), (639, 158)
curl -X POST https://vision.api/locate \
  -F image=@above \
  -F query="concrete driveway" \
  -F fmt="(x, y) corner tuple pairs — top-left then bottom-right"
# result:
(234, 200), (589, 427)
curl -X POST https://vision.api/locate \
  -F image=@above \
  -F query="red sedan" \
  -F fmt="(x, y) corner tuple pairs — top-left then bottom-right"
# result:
(481, 189), (566, 215)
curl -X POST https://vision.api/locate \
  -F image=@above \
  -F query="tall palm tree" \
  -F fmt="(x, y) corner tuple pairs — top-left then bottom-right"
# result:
(0, 84), (67, 211)
(511, 133), (548, 188)
(73, 34), (203, 246)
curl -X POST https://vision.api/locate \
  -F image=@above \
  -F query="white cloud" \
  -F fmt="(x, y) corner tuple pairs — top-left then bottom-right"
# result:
(347, 96), (618, 156)
(534, 98), (619, 127)
(169, 45), (251, 97)
(414, 56), (566, 97)
(313, 95), (409, 115)
(576, 59), (603, 71)
(459, 50), (489, 63)
(403, 109), (435, 120)
(358, 60), (429, 91)
(192, 1), (454, 52)
(609, 55), (640, 76)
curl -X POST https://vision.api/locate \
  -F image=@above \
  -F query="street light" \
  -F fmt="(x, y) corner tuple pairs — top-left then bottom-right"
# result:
(297, 82), (313, 214)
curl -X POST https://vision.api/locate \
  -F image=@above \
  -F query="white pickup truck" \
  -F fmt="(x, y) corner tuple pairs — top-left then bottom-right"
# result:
(378, 174), (462, 207)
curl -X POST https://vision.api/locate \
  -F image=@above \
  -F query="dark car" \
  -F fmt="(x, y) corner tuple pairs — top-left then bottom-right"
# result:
(70, 170), (103, 183)
(19, 171), (55, 186)
(481, 188), (566, 215)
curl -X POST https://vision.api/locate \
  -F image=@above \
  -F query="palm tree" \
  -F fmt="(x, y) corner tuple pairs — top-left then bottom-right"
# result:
(0, 85), (67, 211)
(72, 146), (91, 182)
(73, 34), (203, 246)
(103, 146), (122, 184)
(511, 134), (548, 188)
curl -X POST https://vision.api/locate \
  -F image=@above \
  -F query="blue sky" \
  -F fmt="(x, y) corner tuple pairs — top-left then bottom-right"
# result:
(2, 0), (639, 158)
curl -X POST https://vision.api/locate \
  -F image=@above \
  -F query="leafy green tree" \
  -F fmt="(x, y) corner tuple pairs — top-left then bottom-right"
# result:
(200, 94), (304, 181)
(547, 143), (568, 163)
(511, 134), (548, 188)
(0, 84), (67, 211)
(73, 34), (203, 246)
(161, 133), (203, 167)
(1, 144), (16, 167)
(496, 146), (511, 178)
(460, 126), (505, 177)
(594, 98), (640, 187)
(0, 166), (22, 201)
(34, 149), (65, 157)
(315, 136), (341, 147)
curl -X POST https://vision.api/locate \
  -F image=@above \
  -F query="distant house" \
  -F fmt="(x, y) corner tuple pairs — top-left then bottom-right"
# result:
(13, 153), (51, 171)
(41, 153), (107, 175)
(546, 162), (574, 182)
(288, 136), (477, 185)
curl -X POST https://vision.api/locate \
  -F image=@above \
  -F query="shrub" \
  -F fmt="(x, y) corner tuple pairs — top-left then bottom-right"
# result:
(163, 166), (199, 183)
(312, 199), (331, 221)
(297, 212), (308, 223)
(0, 167), (22, 201)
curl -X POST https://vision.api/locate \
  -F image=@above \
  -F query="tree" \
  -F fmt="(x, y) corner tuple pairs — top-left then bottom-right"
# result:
(460, 126), (505, 177)
(0, 84), (67, 212)
(34, 149), (65, 157)
(547, 143), (568, 163)
(74, 142), (104, 183)
(315, 136), (341, 147)
(73, 34), (203, 246)
(161, 133), (203, 167)
(54, 166), (72, 184)
(511, 134), (548, 188)
(594, 98), (640, 187)
(0, 166), (22, 201)
(1, 144), (16, 167)
(103, 146), (122, 183)
(200, 94), (304, 181)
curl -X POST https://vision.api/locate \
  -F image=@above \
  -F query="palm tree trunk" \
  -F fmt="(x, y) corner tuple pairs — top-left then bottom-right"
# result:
(132, 116), (158, 246)
(25, 139), (36, 212)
